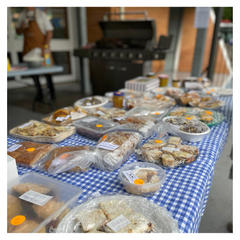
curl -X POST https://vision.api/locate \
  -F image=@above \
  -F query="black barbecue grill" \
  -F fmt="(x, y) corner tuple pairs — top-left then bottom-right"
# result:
(74, 11), (172, 95)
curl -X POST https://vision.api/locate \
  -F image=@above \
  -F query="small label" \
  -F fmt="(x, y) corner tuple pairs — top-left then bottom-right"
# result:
(144, 97), (148, 100)
(7, 144), (22, 152)
(206, 91), (210, 94)
(60, 153), (70, 158)
(210, 89), (215, 92)
(162, 147), (180, 152)
(64, 115), (71, 120)
(27, 148), (35, 152)
(106, 214), (131, 232)
(96, 124), (102, 128)
(82, 117), (96, 123)
(101, 135), (108, 141)
(86, 102), (92, 106)
(123, 99), (126, 107)
(97, 142), (119, 151)
(11, 215), (25, 226)
(129, 95), (134, 98)
(155, 140), (162, 143)
(198, 78), (202, 81)
(56, 116), (66, 122)
(96, 110), (105, 116)
(129, 89), (133, 92)
(156, 88), (161, 91)
(205, 111), (212, 115)
(185, 117), (192, 120)
(122, 170), (138, 183)
(19, 190), (53, 207)
(157, 94), (162, 98)
(139, 110), (150, 116)
(134, 179), (145, 185)
(18, 122), (32, 129)
(114, 116), (126, 121)
(151, 111), (164, 115)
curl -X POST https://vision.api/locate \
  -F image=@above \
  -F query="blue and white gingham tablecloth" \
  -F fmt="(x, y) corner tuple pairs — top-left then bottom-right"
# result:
(7, 96), (232, 233)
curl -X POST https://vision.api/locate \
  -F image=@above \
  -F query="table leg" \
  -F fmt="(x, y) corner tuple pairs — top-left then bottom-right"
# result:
(32, 75), (43, 101)
(80, 57), (85, 93)
(45, 74), (55, 99)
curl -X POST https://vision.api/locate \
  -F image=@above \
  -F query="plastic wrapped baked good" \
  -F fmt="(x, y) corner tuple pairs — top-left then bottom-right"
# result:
(7, 141), (54, 168)
(9, 120), (76, 143)
(73, 117), (120, 141)
(118, 162), (166, 196)
(56, 193), (180, 233)
(7, 172), (82, 233)
(164, 87), (184, 99)
(113, 116), (156, 139)
(175, 92), (200, 106)
(190, 98), (226, 109)
(74, 96), (108, 109)
(125, 106), (168, 123)
(91, 131), (142, 172)
(135, 136), (198, 168)
(37, 145), (90, 173)
(42, 106), (87, 126)
(125, 97), (175, 110)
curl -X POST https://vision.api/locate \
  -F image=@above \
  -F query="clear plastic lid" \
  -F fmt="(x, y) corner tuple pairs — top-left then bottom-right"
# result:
(7, 172), (82, 233)
(72, 116), (120, 140)
(118, 162), (166, 196)
(125, 106), (168, 122)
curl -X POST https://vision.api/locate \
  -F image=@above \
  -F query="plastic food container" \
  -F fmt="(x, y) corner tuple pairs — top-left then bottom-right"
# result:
(7, 172), (82, 233)
(74, 96), (108, 109)
(119, 162), (166, 197)
(162, 116), (210, 142)
(125, 106), (168, 123)
(72, 116), (120, 141)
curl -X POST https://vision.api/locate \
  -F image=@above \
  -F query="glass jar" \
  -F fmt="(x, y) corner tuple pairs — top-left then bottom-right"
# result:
(158, 74), (169, 87)
(172, 79), (180, 88)
(113, 92), (125, 108)
(147, 72), (156, 78)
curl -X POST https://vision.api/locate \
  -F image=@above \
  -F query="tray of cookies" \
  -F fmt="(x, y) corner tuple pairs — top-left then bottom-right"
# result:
(9, 120), (76, 143)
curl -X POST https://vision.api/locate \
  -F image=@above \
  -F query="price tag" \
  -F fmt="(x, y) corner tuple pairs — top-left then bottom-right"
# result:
(97, 142), (119, 151)
(155, 140), (162, 143)
(7, 144), (22, 152)
(19, 190), (53, 207)
(56, 116), (66, 122)
(86, 103), (92, 106)
(18, 122), (32, 129)
(96, 124), (102, 127)
(101, 135), (108, 141)
(114, 116), (126, 121)
(205, 111), (213, 115)
(122, 170), (138, 183)
(139, 110), (150, 116)
(106, 214), (131, 232)
(96, 110), (105, 116)
(134, 179), (145, 185)
(151, 111), (164, 115)
(11, 215), (25, 226)
(27, 148), (35, 152)
(82, 117), (96, 123)
(162, 147), (180, 152)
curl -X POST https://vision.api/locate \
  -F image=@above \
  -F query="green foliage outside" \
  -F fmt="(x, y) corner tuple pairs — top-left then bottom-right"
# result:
(213, 7), (233, 21)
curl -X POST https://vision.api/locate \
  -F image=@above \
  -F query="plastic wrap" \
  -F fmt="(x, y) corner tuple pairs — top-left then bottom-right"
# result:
(86, 107), (126, 121)
(7, 172), (82, 233)
(42, 106), (87, 126)
(204, 87), (233, 96)
(91, 131), (142, 172)
(125, 97), (175, 111)
(162, 116), (210, 142)
(37, 145), (91, 173)
(164, 87), (184, 99)
(74, 96), (109, 109)
(113, 116), (156, 139)
(175, 92), (201, 106)
(135, 134), (199, 169)
(125, 106), (168, 123)
(72, 117), (120, 141)
(152, 94), (176, 105)
(189, 97), (226, 109)
(118, 162), (166, 196)
(168, 107), (225, 127)
(9, 120), (76, 143)
(7, 141), (56, 168)
(56, 193), (180, 233)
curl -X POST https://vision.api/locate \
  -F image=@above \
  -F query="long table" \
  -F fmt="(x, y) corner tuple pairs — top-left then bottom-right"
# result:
(7, 96), (232, 233)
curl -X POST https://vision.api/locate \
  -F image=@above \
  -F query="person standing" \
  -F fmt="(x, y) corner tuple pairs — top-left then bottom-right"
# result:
(16, 7), (55, 100)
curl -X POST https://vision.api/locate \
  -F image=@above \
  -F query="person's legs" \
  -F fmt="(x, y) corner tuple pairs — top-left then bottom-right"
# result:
(45, 74), (55, 99)
(32, 75), (43, 101)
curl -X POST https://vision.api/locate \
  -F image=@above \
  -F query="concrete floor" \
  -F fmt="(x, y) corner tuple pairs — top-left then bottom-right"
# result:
(7, 81), (233, 233)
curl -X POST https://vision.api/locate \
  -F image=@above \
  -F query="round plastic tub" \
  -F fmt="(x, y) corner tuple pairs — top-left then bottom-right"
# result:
(118, 162), (166, 197)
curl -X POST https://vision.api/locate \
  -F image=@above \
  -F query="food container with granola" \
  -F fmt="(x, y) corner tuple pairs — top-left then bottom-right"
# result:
(112, 116), (156, 139)
(37, 145), (91, 174)
(135, 136), (199, 168)
(7, 141), (56, 168)
(74, 96), (108, 109)
(42, 106), (87, 126)
(7, 172), (82, 233)
(118, 162), (166, 196)
(9, 120), (76, 143)
(72, 116), (120, 141)
(125, 106), (168, 123)
(56, 193), (179, 233)
(91, 131), (142, 172)
(162, 116), (210, 142)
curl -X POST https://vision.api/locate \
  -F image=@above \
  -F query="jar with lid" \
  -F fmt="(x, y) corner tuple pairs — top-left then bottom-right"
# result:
(158, 74), (169, 87)
(147, 72), (156, 78)
(172, 79), (180, 88)
(113, 92), (125, 108)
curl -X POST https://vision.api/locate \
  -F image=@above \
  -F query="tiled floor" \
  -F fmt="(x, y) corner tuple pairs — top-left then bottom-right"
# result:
(7, 80), (233, 233)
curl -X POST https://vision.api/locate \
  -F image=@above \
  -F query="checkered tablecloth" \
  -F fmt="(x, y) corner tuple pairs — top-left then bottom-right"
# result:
(7, 96), (232, 233)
